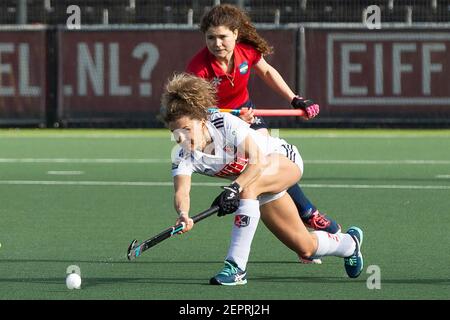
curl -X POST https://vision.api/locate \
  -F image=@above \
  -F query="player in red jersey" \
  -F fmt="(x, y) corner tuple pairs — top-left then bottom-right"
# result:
(186, 5), (340, 261)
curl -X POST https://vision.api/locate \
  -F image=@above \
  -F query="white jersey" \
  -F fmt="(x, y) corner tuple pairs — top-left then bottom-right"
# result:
(171, 112), (303, 179)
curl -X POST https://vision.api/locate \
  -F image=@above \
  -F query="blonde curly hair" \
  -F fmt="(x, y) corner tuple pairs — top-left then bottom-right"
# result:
(160, 73), (217, 124)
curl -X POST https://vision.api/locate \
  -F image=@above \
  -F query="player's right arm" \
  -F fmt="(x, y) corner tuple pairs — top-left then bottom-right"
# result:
(171, 145), (195, 233)
(174, 174), (191, 216)
(173, 174), (194, 233)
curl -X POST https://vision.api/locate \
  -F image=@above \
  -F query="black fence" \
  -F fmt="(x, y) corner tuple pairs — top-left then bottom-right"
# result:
(1, 1), (450, 25)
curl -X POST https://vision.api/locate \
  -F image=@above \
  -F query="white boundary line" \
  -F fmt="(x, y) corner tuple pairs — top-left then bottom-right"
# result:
(0, 180), (449, 190)
(306, 160), (450, 165)
(47, 171), (84, 175)
(1, 158), (450, 165)
(280, 134), (450, 139)
(0, 133), (449, 139)
(0, 158), (170, 163)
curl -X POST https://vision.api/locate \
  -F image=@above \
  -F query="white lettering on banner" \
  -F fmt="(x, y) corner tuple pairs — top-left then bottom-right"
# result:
(422, 43), (445, 95)
(109, 43), (131, 96)
(374, 43), (383, 95)
(78, 43), (104, 96)
(327, 33), (450, 105)
(68, 42), (159, 97)
(392, 43), (416, 95)
(19, 44), (41, 96)
(341, 43), (368, 95)
(132, 43), (160, 97)
(0, 43), (14, 96)
(0, 43), (41, 97)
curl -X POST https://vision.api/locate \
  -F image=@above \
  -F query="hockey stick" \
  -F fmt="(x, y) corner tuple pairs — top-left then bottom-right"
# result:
(209, 107), (307, 117)
(127, 206), (219, 260)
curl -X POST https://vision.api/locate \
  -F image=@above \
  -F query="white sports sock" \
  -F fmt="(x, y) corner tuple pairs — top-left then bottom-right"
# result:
(311, 231), (356, 258)
(225, 199), (260, 271)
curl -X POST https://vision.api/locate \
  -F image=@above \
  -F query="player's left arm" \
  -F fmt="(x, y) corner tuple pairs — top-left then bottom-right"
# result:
(211, 134), (269, 216)
(211, 115), (269, 216)
(254, 56), (296, 102)
(254, 57), (320, 119)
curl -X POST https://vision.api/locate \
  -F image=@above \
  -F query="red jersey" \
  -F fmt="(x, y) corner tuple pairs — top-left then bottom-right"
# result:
(186, 43), (262, 109)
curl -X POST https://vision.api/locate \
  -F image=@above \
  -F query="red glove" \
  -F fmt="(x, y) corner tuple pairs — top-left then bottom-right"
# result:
(291, 96), (320, 119)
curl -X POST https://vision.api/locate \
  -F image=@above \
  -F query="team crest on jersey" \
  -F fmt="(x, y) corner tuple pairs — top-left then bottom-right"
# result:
(234, 215), (250, 228)
(239, 61), (249, 74)
(223, 144), (235, 154)
(211, 77), (222, 86)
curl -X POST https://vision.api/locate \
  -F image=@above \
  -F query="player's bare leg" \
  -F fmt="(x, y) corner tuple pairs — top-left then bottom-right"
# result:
(260, 194), (317, 258)
(211, 154), (301, 285)
(255, 129), (341, 236)
(261, 194), (363, 278)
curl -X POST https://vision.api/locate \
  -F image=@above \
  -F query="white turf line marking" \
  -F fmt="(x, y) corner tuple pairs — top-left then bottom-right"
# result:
(306, 160), (450, 165)
(1, 158), (450, 165)
(281, 134), (450, 139)
(1, 133), (449, 139)
(436, 175), (450, 179)
(0, 180), (449, 190)
(0, 158), (169, 163)
(47, 171), (84, 175)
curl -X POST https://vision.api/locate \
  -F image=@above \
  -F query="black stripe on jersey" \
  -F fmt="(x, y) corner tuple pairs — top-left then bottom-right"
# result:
(282, 144), (296, 162)
(211, 117), (224, 129)
(282, 145), (289, 159)
(211, 117), (224, 124)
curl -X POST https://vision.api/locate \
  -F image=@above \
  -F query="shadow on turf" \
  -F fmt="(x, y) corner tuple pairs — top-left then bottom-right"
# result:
(0, 276), (209, 288)
(4, 259), (448, 288)
(0, 258), (300, 265)
(251, 276), (450, 286)
(1, 276), (448, 290)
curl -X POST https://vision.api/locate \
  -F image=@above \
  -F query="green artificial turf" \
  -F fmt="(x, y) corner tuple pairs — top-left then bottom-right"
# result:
(0, 129), (449, 300)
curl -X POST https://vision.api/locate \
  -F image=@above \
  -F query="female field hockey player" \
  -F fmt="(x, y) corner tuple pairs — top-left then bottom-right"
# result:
(160, 73), (364, 285)
(186, 4), (341, 248)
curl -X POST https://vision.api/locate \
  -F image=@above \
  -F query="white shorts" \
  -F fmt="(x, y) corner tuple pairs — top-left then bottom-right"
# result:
(257, 142), (303, 206)
(258, 190), (286, 206)
(278, 143), (304, 174)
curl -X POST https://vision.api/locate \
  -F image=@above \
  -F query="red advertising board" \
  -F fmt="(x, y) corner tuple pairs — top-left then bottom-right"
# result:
(305, 29), (450, 119)
(57, 29), (296, 123)
(0, 30), (47, 124)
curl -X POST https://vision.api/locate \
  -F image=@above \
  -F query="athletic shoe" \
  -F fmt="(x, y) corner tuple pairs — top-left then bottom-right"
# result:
(304, 210), (341, 234)
(209, 260), (247, 286)
(344, 226), (364, 278)
(298, 255), (322, 264)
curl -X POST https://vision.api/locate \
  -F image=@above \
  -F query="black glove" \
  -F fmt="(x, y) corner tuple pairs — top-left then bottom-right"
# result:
(211, 182), (240, 217)
(290, 96), (320, 119)
(291, 96), (313, 109)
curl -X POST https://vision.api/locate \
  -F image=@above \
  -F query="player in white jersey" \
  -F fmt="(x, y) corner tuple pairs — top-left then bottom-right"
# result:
(161, 73), (364, 285)
(172, 111), (303, 180)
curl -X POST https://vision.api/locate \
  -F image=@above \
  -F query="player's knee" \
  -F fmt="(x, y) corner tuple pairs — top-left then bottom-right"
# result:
(297, 243), (316, 258)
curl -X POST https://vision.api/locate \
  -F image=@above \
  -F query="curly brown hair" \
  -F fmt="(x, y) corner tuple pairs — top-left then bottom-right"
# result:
(160, 73), (217, 124)
(200, 4), (273, 56)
